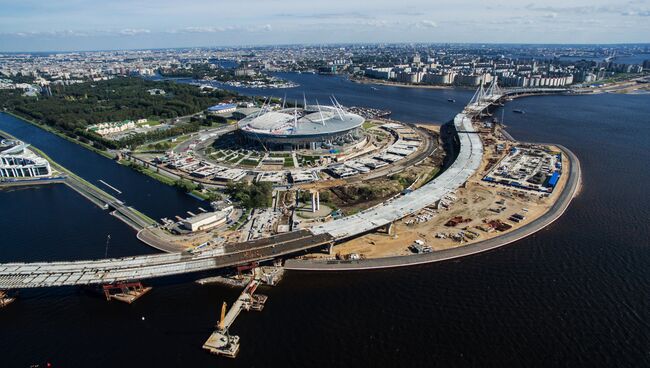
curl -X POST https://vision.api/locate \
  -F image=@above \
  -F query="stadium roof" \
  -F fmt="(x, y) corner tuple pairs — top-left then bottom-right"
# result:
(238, 106), (363, 137)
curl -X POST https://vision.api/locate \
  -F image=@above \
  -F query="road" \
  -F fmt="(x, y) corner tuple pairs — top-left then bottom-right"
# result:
(284, 144), (581, 270)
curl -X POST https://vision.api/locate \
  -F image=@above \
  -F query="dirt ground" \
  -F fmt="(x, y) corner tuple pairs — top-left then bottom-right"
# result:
(322, 129), (571, 259)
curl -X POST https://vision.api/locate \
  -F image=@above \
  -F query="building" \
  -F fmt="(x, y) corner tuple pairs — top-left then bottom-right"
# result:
(365, 67), (394, 80)
(422, 72), (456, 85)
(182, 207), (232, 232)
(237, 103), (365, 150)
(87, 120), (135, 136)
(0, 139), (51, 178)
(234, 68), (256, 77)
(208, 103), (237, 114)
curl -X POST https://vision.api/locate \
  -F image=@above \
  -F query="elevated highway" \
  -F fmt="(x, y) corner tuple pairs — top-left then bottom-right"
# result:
(0, 84), (567, 289)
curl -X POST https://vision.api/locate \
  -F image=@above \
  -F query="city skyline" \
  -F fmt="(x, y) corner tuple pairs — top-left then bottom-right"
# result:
(2, 0), (650, 52)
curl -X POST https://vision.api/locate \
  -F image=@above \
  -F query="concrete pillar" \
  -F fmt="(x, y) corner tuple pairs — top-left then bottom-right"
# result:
(379, 222), (394, 235)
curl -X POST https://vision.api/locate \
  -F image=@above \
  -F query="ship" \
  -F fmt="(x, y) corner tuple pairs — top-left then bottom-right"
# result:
(513, 109), (525, 114)
(448, 98), (456, 102)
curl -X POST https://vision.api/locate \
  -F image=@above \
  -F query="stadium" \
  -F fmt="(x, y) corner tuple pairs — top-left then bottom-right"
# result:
(237, 103), (365, 150)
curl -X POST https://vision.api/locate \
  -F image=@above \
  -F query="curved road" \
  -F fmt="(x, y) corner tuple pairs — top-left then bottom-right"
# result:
(284, 144), (580, 271)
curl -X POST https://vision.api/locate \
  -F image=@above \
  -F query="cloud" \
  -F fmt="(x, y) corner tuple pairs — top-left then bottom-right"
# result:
(416, 20), (438, 28)
(119, 28), (150, 36)
(172, 24), (272, 33)
(1, 29), (91, 37)
(2, 28), (153, 37)
(622, 10), (650, 16)
(275, 12), (372, 20)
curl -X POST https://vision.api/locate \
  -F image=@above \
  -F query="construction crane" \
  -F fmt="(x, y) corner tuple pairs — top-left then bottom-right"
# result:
(218, 301), (227, 331)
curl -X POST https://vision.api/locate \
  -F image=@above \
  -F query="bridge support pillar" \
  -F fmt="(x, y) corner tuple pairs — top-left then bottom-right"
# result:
(378, 222), (395, 236)
(103, 282), (152, 304)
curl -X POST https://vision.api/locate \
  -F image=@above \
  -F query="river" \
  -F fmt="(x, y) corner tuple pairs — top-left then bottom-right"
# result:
(0, 73), (649, 367)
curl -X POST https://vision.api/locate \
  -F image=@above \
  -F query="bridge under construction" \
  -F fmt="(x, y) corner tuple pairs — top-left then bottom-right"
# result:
(0, 83), (569, 290)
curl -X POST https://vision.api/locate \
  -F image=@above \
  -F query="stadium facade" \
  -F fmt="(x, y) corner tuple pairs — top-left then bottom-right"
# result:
(0, 139), (51, 178)
(237, 104), (365, 150)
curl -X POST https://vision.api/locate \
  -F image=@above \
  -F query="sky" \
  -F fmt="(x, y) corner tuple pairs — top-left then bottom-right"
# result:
(1, 0), (649, 52)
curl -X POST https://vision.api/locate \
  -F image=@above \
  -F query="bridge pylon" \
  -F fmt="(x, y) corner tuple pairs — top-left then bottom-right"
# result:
(485, 76), (502, 98)
(468, 76), (486, 106)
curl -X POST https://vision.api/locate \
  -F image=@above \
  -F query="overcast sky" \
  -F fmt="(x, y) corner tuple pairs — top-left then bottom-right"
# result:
(1, 0), (649, 52)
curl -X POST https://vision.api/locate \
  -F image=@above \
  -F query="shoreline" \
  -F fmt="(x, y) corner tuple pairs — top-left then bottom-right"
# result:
(3, 111), (117, 160)
(350, 75), (649, 95)
(350, 77), (468, 90)
(0, 128), (158, 231)
(284, 143), (581, 271)
(1, 111), (212, 202)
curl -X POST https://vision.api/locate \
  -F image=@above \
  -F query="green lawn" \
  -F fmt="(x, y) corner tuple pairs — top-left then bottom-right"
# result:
(283, 157), (295, 167)
(363, 121), (378, 129)
(240, 158), (261, 167)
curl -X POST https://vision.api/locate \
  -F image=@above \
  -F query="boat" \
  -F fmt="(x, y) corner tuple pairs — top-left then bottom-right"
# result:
(448, 98), (456, 102)
(513, 109), (525, 114)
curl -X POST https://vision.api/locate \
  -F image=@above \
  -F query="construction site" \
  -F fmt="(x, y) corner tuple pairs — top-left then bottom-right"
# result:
(0, 81), (582, 360)
(128, 115), (443, 254)
(301, 110), (570, 261)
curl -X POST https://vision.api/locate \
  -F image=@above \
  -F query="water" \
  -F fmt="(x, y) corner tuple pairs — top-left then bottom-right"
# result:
(1, 75), (649, 367)
(0, 113), (204, 221)
(613, 54), (650, 65)
(173, 72), (475, 123)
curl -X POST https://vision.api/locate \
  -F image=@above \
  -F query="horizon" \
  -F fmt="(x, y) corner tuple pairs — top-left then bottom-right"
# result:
(2, 41), (650, 55)
(2, 0), (650, 52)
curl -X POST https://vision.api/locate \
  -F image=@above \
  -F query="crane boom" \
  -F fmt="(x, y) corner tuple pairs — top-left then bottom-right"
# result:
(218, 301), (227, 331)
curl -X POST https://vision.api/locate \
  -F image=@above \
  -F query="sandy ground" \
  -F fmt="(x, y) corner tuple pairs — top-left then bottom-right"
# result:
(325, 130), (570, 259)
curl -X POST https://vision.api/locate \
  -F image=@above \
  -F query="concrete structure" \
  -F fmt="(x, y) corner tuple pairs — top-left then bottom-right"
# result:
(0, 140), (51, 178)
(182, 208), (231, 232)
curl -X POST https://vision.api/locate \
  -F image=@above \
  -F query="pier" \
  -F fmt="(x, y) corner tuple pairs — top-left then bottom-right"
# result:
(203, 279), (267, 358)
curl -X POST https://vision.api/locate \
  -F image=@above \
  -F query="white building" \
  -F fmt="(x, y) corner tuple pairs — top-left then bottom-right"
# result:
(182, 207), (232, 232)
(87, 120), (135, 136)
(0, 140), (51, 178)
